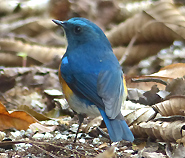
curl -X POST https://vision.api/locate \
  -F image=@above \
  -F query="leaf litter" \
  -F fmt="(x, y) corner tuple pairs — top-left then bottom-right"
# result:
(1, 0), (185, 157)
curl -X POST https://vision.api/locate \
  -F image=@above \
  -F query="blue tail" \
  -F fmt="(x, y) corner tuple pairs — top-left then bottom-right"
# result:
(99, 108), (134, 142)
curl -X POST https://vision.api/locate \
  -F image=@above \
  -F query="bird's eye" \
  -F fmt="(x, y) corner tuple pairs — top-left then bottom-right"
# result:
(74, 26), (82, 34)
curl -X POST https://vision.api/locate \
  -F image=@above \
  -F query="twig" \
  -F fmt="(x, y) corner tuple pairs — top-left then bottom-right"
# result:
(131, 77), (167, 85)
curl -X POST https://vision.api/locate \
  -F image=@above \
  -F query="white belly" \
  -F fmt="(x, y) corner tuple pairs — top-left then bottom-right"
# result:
(67, 94), (100, 117)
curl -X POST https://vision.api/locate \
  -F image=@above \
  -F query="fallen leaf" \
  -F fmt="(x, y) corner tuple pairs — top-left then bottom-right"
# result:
(166, 143), (185, 158)
(151, 63), (185, 78)
(152, 96), (185, 116)
(18, 105), (51, 121)
(0, 102), (37, 131)
(29, 122), (57, 133)
(130, 116), (185, 142)
(107, 1), (185, 46)
(165, 77), (185, 96)
(84, 116), (103, 133)
(95, 146), (115, 158)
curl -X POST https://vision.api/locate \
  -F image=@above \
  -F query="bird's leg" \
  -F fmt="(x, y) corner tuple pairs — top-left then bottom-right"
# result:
(74, 114), (84, 143)
(96, 126), (112, 145)
(96, 126), (110, 139)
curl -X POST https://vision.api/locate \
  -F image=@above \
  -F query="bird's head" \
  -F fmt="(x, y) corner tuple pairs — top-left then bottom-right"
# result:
(52, 18), (111, 49)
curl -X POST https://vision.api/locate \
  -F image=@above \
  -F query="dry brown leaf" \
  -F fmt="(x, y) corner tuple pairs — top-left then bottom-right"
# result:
(151, 63), (185, 78)
(18, 105), (51, 121)
(122, 101), (159, 126)
(0, 38), (65, 64)
(131, 117), (185, 142)
(113, 43), (170, 65)
(107, 1), (185, 46)
(152, 96), (185, 116)
(166, 143), (185, 158)
(145, 0), (185, 40)
(132, 141), (146, 151)
(1, 18), (55, 37)
(0, 52), (39, 67)
(2, 66), (57, 77)
(123, 106), (157, 126)
(98, 142), (108, 149)
(84, 116), (103, 133)
(141, 152), (167, 158)
(29, 122), (57, 133)
(118, 1), (152, 20)
(165, 77), (185, 96)
(177, 136), (185, 146)
(0, 102), (37, 131)
(95, 146), (115, 158)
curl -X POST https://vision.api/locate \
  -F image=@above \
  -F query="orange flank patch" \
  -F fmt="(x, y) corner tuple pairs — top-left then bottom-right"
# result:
(58, 65), (73, 101)
(123, 75), (128, 96)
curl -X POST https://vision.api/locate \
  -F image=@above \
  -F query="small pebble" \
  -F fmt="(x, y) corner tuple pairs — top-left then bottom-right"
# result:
(61, 131), (68, 135)
(15, 143), (32, 151)
(68, 134), (76, 139)
(43, 132), (54, 139)
(79, 138), (85, 143)
(12, 155), (21, 158)
(44, 89), (63, 96)
(55, 133), (67, 140)
(69, 124), (78, 132)
(61, 116), (72, 121)
(124, 149), (134, 153)
(11, 130), (25, 139)
(25, 129), (33, 137)
(92, 138), (100, 144)
(40, 120), (59, 125)
(32, 133), (44, 139)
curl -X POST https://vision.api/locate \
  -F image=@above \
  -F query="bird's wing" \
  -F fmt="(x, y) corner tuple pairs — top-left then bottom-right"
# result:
(64, 69), (124, 119)
(97, 70), (124, 119)
(65, 73), (105, 110)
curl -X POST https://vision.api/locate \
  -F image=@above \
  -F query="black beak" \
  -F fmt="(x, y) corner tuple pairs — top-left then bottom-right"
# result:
(52, 20), (66, 28)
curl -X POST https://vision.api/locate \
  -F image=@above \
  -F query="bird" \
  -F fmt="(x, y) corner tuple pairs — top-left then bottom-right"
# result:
(52, 17), (134, 143)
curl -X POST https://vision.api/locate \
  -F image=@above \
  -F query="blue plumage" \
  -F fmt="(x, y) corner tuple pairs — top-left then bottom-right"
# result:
(53, 18), (134, 142)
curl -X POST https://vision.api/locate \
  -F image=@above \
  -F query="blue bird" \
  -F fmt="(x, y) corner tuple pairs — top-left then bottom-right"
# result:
(52, 18), (134, 143)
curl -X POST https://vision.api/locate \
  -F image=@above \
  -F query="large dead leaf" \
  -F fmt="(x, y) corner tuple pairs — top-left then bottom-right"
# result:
(107, 1), (185, 65)
(152, 96), (185, 116)
(0, 38), (65, 64)
(145, 0), (185, 40)
(151, 63), (185, 78)
(0, 102), (37, 131)
(122, 104), (157, 126)
(130, 116), (185, 142)
(126, 63), (185, 93)
(107, 0), (185, 46)
(113, 43), (170, 65)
